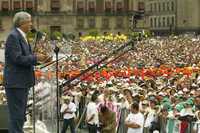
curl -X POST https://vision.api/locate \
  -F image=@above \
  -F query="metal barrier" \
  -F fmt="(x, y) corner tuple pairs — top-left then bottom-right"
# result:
(114, 107), (200, 133)
(75, 107), (87, 132)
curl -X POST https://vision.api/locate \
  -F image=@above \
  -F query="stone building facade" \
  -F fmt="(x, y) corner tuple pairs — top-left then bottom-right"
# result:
(0, 0), (144, 40)
(146, 0), (200, 34)
(0, 0), (199, 40)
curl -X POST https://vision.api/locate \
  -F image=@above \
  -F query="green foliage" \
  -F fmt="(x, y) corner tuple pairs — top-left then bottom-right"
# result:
(128, 30), (152, 39)
(88, 29), (99, 37)
(27, 31), (35, 43)
(51, 31), (63, 40)
(63, 33), (75, 40)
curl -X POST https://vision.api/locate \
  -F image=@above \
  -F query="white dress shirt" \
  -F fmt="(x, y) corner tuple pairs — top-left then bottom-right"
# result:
(126, 112), (144, 133)
(17, 28), (28, 43)
(86, 101), (99, 125)
(60, 102), (76, 119)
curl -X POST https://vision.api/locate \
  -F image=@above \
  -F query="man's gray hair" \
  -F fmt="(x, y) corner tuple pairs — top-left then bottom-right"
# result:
(13, 11), (31, 27)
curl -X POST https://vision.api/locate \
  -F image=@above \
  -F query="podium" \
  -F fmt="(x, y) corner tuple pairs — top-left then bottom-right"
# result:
(0, 105), (8, 132)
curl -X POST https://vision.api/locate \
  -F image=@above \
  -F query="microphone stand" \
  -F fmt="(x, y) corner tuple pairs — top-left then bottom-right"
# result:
(53, 43), (60, 133)
(31, 30), (39, 133)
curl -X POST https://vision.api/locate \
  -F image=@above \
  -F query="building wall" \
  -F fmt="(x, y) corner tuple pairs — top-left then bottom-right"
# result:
(146, 0), (200, 34)
(0, 0), (135, 40)
(146, 0), (176, 34)
(0, 17), (12, 41)
(0, 0), (200, 41)
(176, 0), (200, 31)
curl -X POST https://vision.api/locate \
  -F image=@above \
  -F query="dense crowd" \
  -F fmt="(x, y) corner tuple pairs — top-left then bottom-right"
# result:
(1, 33), (200, 133)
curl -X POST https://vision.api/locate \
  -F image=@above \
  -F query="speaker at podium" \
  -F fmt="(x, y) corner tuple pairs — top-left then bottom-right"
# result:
(0, 105), (9, 132)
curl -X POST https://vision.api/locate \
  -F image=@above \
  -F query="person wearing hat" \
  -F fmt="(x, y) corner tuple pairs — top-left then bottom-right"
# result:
(60, 95), (76, 133)
(125, 102), (144, 133)
(86, 94), (99, 133)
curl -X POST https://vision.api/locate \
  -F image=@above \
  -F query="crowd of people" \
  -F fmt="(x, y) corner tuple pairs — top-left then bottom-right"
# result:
(1, 32), (200, 133)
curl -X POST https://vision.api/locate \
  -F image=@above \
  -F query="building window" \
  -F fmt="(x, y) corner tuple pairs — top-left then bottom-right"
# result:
(154, 3), (157, 12)
(171, 16), (175, 26)
(39, 0), (43, 5)
(158, 17), (161, 27)
(88, 18), (95, 28)
(116, 2), (123, 13)
(26, 1), (33, 11)
(171, 2), (174, 11)
(0, 19), (3, 30)
(105, 1), (112, 13)
(77, 18), (84, 29)
(167, 17), (170, 26)
(167, 2), (170, 11)
(138, 2), (145, 11)
(50, 26), (61, 32)
(51, 0), (60, 12)
(163, 2), (166, 11)
(13, 1), (21, 11)
(1, 1), (9, 11)
(116, 17), (123, 29)
(154, 17), (157, 27)
(150, 18), (153, 27)
(150, 3), (153, 12)
(77, 1), (84, 13)
(102, 18), (109, 29)
(88, 1), (95, 13)
(50, 26), (61, 40)
(158, 3), (161, 12)
(162, 17), (166, 27)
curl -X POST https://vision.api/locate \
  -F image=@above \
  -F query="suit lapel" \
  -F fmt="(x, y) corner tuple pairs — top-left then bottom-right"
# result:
(15, 29), (32, 54)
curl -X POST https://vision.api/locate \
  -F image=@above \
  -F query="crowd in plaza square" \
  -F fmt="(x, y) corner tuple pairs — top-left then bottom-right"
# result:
(1, 32), (200, 133)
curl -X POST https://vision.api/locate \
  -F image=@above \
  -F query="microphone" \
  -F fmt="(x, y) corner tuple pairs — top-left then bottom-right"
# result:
(31, 27), (45, 41)
(31, 27), (45, 52)
(30, 27), (37, 33)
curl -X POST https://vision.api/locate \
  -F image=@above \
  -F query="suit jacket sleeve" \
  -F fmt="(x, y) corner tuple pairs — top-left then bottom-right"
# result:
(6, 34), (37, 67)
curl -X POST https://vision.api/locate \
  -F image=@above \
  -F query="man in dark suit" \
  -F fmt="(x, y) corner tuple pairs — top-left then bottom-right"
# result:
(3, 11), (46, 133)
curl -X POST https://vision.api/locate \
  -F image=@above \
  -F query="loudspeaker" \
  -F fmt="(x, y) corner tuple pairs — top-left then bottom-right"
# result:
(0, 105), (9, 132)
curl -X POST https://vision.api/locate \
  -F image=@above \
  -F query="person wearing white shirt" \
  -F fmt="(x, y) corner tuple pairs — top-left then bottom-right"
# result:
(86, 94), (99, 133)
(60, 95), (76, 133)
(125, 102), (144, 133)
